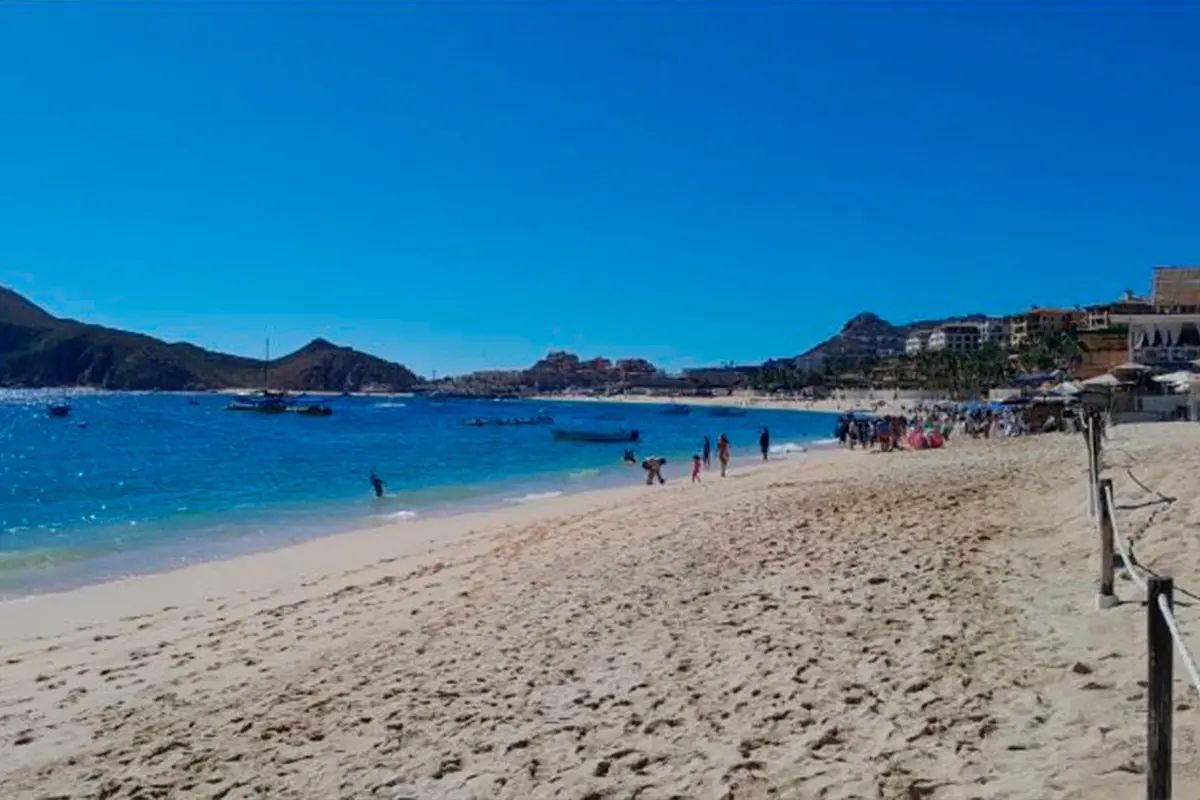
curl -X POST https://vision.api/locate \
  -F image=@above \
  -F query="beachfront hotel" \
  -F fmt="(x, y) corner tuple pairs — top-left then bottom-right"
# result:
(1109, 265), (1200, 368)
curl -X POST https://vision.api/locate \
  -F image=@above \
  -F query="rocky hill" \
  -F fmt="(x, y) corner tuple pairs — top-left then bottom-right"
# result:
(0, 287), (420, 391)
(793, 311), (989, 370)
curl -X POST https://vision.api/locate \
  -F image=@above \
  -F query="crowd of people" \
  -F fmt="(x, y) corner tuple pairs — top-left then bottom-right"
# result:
(834, 406), (1041, 452)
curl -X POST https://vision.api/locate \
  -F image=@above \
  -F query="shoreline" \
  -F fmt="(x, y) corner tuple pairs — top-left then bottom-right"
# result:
(0, 448), (832, 637)
(0, 439), (832, 603)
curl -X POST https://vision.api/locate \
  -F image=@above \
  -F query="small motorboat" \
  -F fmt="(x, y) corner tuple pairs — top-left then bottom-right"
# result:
(462, 415), (553, 427)
(551, 428), (640, 443)
(227, 395), (289, 414)
(292, 402), (333, 416)
(47, 402), (71, 418)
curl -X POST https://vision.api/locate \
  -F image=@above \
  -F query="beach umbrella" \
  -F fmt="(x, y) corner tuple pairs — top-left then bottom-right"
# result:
(1112, 362), (1152, 373)
(1050, 381), (1082, 395)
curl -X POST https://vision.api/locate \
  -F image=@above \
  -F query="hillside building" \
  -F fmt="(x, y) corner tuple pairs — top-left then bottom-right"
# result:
(1152, 265), (1200, 307)
(904, 331), (931, 356)
(1008, 307), (1083, 348)
(927, 324), (981, 353)
(975, 318), (1010, 346)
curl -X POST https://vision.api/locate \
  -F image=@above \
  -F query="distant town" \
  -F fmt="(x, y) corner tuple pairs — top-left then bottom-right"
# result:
(432, 263), (1200, 399)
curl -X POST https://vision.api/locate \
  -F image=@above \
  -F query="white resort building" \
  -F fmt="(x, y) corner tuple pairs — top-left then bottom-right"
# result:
(927, 324), (981, 353)
(905, 331), (930, 356)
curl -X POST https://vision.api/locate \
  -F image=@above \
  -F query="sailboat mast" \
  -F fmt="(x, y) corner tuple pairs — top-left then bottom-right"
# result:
(264, 337), (270, 390)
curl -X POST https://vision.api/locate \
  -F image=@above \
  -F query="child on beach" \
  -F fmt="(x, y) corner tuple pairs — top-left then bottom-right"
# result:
(691, 454), (702, 483)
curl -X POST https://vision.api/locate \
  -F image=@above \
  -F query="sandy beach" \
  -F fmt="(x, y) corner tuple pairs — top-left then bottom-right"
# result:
(534, 392), (911, 417)
(4, 423), (1200, 798)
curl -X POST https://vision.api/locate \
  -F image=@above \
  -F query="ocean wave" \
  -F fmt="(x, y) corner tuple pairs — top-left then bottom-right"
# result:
(373, 402), (407, 409)
(506, 491), (564, 504)
(809, 437), (840, 447)
(567, 468), (601, 480)
(386, 510), (418, 521)
(769, 442), (809, 455)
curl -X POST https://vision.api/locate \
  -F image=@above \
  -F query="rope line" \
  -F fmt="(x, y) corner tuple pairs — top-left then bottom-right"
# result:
(1104, 483), (1149, 594)
(1098, 453), (1200, 698)
(1157, 593), (1200, 701)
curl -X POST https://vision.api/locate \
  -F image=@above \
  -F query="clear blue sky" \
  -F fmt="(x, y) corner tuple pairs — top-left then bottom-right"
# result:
(2, 3), (1198, 377)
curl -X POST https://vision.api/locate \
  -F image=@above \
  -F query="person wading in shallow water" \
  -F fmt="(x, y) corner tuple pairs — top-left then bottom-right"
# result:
(702, 435), (712, 470)
(369, 472), (386, 498)
(759, 427), (770, 461)
(717, 434), (731, 477)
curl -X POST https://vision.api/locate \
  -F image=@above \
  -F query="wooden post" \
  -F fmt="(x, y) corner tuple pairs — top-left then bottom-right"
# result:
(1086, 412), (1100, 520)
(1086, 413), (1095, 519)
(1096, 478), (1117, 609)
(1148, 575), (1174, 800)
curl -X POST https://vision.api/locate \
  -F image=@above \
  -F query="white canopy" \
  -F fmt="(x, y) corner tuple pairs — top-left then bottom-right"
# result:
(1112, 361), (1153, 372)
(1152, 370), (1198, 385)
(1052, 381), (1082, 395)
(1082, 373), (1124, 387)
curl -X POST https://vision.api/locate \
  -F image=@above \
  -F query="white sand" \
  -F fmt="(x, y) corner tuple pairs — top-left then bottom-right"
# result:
(3, 425), (1200, 798)
(534, 392), (911, 416)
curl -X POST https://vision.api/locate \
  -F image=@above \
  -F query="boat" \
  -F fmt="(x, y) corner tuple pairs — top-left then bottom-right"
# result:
(551, 428), (640, 443)
(661, 404), (691, 416)
(462, 415), (553, 427)
(47, 402), (71, 418)
(227, 395), (289, 414)
(292, 401), (333, 416)
(226, 339), (291, 414)
(710, 406), (748, 418)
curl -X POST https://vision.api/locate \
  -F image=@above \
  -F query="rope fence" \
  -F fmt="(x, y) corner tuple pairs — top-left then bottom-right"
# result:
(1086, 411), (1198, 799)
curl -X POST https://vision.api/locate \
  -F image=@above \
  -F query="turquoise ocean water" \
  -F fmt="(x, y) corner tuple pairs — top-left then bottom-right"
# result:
(0, 391), (836, 598)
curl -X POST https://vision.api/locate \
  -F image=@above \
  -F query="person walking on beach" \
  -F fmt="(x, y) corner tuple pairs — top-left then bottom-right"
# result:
(717, 433), (731, 477)
(702, 435), (712, 469)
(691, 454), (703, 483)
(759, 427), (770, 461)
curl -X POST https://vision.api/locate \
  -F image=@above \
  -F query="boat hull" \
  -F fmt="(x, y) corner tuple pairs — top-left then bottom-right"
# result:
(551, 429), (639, 443)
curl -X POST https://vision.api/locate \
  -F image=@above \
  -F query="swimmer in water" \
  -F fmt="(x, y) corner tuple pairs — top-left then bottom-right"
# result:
(623, 448), (637, 464)
(369, 472), (385, 498)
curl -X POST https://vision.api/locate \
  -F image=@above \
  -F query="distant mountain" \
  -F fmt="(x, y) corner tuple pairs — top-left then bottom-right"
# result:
(0, 287), (420, 391)
(793, 311), (989, 370)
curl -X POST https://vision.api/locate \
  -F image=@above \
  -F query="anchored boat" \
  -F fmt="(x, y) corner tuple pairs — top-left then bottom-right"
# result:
(551, 428), (640, 443)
